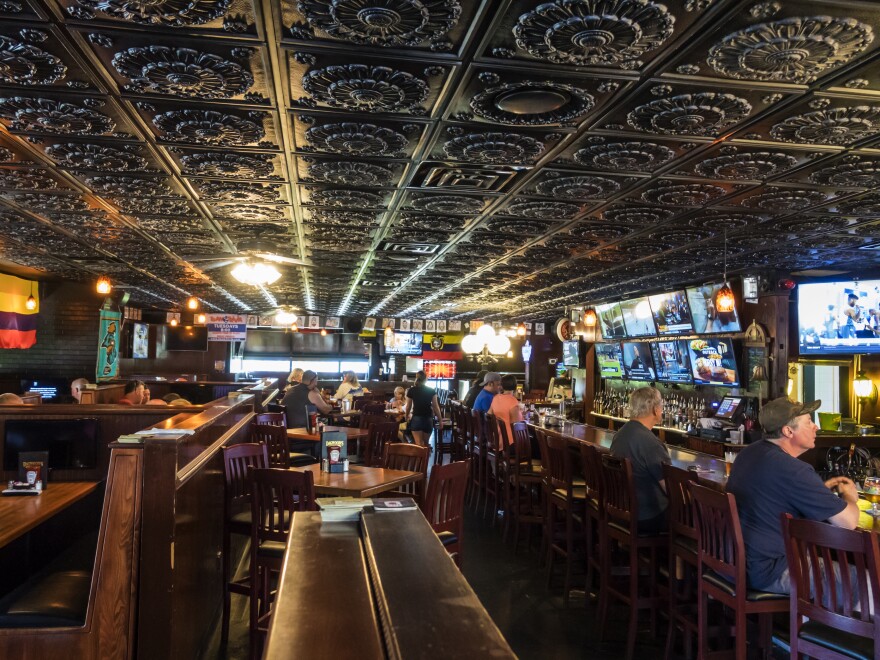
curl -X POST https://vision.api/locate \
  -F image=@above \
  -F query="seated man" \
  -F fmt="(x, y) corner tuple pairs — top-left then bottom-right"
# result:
(727, 397), (859, 595)
(70, 378), (89, 403)
(472, 372), (501, 413)
(280, 369), (331, 428)
(118, 380), (148, 405)
(609, 386), (670, 534)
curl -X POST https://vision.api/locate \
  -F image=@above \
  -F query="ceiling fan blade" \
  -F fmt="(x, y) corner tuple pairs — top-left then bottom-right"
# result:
(255, 253), (314, 267)
(191, 259), (243, 271)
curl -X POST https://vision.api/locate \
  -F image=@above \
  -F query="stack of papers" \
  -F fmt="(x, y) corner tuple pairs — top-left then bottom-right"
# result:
(317, 497), (372, 522)
(372, 498), (417, 512)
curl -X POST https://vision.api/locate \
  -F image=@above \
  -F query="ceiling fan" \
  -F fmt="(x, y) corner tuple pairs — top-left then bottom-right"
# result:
(180, 238), (313, 271)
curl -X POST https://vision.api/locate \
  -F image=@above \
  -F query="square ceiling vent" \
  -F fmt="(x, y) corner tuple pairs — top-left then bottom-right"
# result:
(412, 164), (518, 192)
(380, 241), (441, 255)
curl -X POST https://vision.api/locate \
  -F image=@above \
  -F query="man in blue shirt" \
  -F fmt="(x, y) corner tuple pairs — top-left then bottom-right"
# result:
(472, 372), (501, 412)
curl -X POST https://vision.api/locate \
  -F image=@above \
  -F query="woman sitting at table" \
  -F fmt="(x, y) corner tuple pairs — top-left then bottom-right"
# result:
(388, 386), (406, 413)
(282, 369), (332, 428)
(489, 375), (524, 449)
(285, 367), (304, 392)
(334, 371), (364, 401)
(405, 371), (442, 448)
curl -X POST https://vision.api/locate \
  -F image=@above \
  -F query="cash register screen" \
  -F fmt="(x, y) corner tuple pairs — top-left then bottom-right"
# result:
(715, 396), (743, 420)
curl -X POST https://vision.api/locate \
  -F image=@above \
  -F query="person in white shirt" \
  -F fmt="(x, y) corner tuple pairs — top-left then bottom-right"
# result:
(334, 371), (364, 400)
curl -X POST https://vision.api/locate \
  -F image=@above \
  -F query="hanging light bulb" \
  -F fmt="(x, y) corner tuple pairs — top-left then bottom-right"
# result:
(170, 318), (178, 327)
(275, 310), (297, 325)
(584, 308), (597, 327)
(196, 313), (206, 324)
(96, 276), (111, 295)
(383, 323), (395, 346)
(320, 328), (328, 336)
(715, 228), (736, 313)
(291, 322), (298, 332)
(186, 297), (199, 310)
(25, 281), (36, 311)
(506, 350), (513, 358)
(516, 322), (526, 336)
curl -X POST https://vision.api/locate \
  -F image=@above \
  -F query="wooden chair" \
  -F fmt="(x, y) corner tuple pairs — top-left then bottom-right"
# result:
(248, 467), (317, 659)
(506, 421), (544, 553)
(435, 401), (459, 466)
(361, 403), (386, 415)
(468, 409), (487, 510)
(254, 412), (285, 427)
(352, 397), (371, 411)
(782, 514), (880, 660)
(597, 453), (666, 660)
(483, 413), (505, 523)
(578, 442), (609, 606)
(381, 443), (429, 504)
(543, 431), (586, 606)
(689, 483), (788, 660)
(421, 459), (470, 568)
(251, 423), (316, 468)
(221, 443), (269, 647)
(662, 464), (699, 660)
(363, 420), (399, 468)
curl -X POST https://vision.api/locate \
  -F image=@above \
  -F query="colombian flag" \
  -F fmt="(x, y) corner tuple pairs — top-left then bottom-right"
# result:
(0, 274), (38, 349)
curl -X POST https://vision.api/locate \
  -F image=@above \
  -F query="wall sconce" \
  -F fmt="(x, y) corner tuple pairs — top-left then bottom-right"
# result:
(854, 367), (877, 425)
(584, 308), (597, 327)
(186, 297), (199, 310)
(516, 322), (526, 337)
(196, 313), (206, 324)
(96, 276), (111, 295)
(320, 328), (328, 336)
(169, 318), (178, 327)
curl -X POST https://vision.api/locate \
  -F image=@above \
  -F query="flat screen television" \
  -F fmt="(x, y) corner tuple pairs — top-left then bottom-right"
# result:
(21, 377), (69, 402)
(619, 297), (657, 337)
(650, 340), (693, 384)
(596, 343), (624, 378)
(3, 418), (99, 471)
(562, 339), (582, 367)
(383, 332), (423, 355)
(686, 283), (742, 334)
(132, 322), (149, 359)
(166, 325), (208, 351)
(597, 302), (626, 339)
(797, 279), (880, 355)
(621, 342), (656, 381)
(649, 290), (695, 336)
(687, 337), (740, 386)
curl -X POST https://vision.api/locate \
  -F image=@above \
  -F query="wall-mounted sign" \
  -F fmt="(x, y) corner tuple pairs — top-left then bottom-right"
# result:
(97, 310), (121, 381)
(207, 313), (248, 341)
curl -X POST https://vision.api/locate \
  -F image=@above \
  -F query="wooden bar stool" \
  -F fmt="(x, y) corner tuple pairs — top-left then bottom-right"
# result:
(421, 459), (470, 568)
(468, 409), (487, 511)
(578, 442), (609, 608)
(251, 422), (316, 468)
(506, 421), (544, 553)
(483, 413), (505, 524)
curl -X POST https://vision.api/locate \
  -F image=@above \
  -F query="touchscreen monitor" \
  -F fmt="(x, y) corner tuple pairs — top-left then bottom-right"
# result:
(715, 396), (744, 420)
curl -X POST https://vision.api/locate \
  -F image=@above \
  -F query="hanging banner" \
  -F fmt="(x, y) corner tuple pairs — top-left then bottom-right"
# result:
(206, 313), (247, 341)
(97, 310), (121, 382)
(0, 274), (38, 349)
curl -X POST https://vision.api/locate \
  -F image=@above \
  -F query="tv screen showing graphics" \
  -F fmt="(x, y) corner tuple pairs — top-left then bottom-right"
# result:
(798, 279), (880, 355)
(597, 302), (626, 339)
(649, 290), (695, 336)
(383, 332), (423, 355)
(595, 343), (624, 379)
(687, 338), (740, 386)
(166, 325), (208, 351)
(650, 340), (693, 384)
(619, 297), (657, 337)
(562, 339), (581, 367)
(686, 283), (742, 334)
(621, 342), (656, 381)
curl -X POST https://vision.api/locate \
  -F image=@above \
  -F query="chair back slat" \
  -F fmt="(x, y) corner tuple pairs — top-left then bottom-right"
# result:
(599, 453), (637, 529)
(361, 403), (386, 415)
(579, 443), (608, 505)
(364, 421), (399, 467)
(359, 413), (387, 430)
(421, 460), (470, 535)
(511, 422), (532, 467)
(535, 428), (551, 478)
(382, 443), (429, 500)
(471, 409), (486, 450)
(254, 412), (286, 427)
(249, 467), (317, 544)
(783, 514), (880, 636)
(545, 433), (573, 492)
(223, 443), (269, 507)
(251, 423), (290, 469)
(485, 413), (502, 452)
(690, 483), (746, 587)
(663, 464), (698, 542)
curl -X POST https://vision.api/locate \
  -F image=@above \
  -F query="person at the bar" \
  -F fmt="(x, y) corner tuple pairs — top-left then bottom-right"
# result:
(118, 380), (149, 405)
(281, 369), (331, 428)
(489, 374), (523, 448)
(463, 370), (488, 408)
(727, 397), (859, 596)
(472, 372), (501, 413)
(609, 386), (670, 534)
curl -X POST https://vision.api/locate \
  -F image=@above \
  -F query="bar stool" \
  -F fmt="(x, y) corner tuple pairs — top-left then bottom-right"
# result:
(434, 399), (456, 465)
(468, 409), (487, 510)
(381, 443), (429, 505)
(251, 423), (316, 468)
(421, 459), (470, 568)
(597, 454), (666, 660)
(578, 442), (609, 607)
(690, 483), (788, 660)
(483, 413), (505, 524)
(506, 421), (543, 553)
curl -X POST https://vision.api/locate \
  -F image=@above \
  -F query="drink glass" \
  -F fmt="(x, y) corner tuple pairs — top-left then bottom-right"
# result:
(863, 476), (880, 516)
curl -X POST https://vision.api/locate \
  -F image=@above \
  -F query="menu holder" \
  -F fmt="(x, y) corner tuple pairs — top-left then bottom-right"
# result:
(3, 451), (49, 495)
(321, 430), (348, 473)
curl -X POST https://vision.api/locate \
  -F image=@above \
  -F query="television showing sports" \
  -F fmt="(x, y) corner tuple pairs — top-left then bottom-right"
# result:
(620, 297), (657, 337)
(621, 342), (656, 381)
(649, 290), (695, 336)
(687, 338), (739, 386)
(596, 343), (624, 378)
(686, 283), (742, 334)
(384, 332), (423, 355)
(166, 325), (208, 351)
(798, 279), (880, 355)
(650, 340), (693, 384)
(562, 339), (581, 367)
(597, 302), (626, 339)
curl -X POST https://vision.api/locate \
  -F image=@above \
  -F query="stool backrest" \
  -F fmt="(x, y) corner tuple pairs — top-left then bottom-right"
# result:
(545, 432), (576, 494)
(599, 453), (637, 530)
(361, 403), (386, 415)
(485, 413), (503, 453)
(421, 459), (470, 536)
(223, 443), (269, 510)
(251, 423), (290, 469)
(689, 482), (746, 589)
(254, 412), (285, 427)
(782, 514), (880, 635)
(535, 428), (551, 480)
(353, 397), (370, 411)
(471, 409), (486, 449)
(364, 420), (399, 467)
(579, 443), (609, 504)
(382, 443), (429, 500)
(663, 464), (698, 544)
(510, 422), (532, 467)
(249, 467), (317, 544)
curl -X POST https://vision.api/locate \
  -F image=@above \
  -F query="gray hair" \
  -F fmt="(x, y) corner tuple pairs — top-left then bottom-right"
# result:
(629, 387), (662, 419)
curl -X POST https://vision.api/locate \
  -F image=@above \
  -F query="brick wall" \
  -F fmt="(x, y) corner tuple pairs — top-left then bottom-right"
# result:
(0, 280), (103, 382)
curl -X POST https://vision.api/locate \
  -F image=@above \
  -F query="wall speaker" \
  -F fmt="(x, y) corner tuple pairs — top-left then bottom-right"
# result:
(345, 319), (363, 333)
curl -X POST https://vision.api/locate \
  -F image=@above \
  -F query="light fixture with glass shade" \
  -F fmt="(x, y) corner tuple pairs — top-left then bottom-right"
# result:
(186, 297), (199, 310)
(461, 322), (513, 365)
(25, 280), (36, 311)
(715, 228), (735, 314)
(231, 262), (281, 286)
(96, 276), (111, 295)
(275, 310), (297, 325)
(196, 313), (206, 324)
(854, 367), (876, 425)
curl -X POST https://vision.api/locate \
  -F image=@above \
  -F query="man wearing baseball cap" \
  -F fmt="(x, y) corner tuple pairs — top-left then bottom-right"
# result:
(472, 372), (502, 413)
(727, 396), (860, 595)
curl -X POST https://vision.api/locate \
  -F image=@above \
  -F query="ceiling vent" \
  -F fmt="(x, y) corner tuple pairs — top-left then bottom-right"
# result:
(412, 164), (518, 192)
(379, 241), (441, 255)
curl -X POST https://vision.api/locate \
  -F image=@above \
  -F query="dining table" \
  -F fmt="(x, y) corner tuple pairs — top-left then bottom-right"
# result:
(288, 463), (424, 498)
(286, 425), (369, 443)
(0, 481), (101, 549)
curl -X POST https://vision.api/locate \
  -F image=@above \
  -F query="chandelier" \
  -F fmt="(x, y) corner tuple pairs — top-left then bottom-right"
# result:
(230, 261), (281, 286)
(461, 323), (511, 366)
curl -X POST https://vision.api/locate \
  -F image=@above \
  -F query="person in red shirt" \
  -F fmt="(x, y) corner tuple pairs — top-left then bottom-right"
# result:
(118, 380), (148, 405)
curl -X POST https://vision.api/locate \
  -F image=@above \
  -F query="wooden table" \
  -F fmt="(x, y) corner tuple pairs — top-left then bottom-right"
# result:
(286, 426), (369, 443)
(0, 481), (101, 549)
(289, 464), (423, 498)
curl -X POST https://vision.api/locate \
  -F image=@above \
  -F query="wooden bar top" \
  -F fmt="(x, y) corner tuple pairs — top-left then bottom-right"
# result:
(263, 512), (384, 660)
(361, 511), (516, 659)
(290, 464), (423, 498)
(0, 481), (101, 549)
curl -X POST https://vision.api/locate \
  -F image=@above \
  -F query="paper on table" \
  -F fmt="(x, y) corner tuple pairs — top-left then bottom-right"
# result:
(135, 428), (196, 436)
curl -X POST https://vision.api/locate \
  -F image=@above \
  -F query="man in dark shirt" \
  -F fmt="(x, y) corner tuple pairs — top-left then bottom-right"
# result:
(463, 371), (487, 408)
(727, 397), (859, 594)
(610, 386), (670, 534)
(472, 372), (501, 413)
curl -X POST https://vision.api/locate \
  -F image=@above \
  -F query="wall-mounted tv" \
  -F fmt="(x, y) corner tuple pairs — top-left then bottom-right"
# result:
(687, 338), (739, 386)
(686, 283), (742, 334)
(650, 340), (693, 384)
(596, 343), (624, 378)
(562, 339), (582, 367)
(620, 297), (657, 337)
(383, 332), (423, 355)
(21, 378), (69, 402)
(621, 342), (656, 381)
(649, 290), (695, 336)
(798, 279), (880, 355)
(597, 302), (626, 339)
(166, 325), (208, 351)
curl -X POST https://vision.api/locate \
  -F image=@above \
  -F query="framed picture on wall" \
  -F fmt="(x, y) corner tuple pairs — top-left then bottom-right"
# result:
(364, 317), (376, 331)
(448, 320), (461, 332)
(400, 318), (411, 331)
(425, 320), (436, 333)
(412, 319), (424, 332)
(437, 320), (447, 333)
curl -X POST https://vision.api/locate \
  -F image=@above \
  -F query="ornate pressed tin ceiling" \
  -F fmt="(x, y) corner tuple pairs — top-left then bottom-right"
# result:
(0, 0), (879, 318)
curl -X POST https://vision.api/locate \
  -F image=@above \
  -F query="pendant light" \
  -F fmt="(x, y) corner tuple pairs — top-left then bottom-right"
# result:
(186, 296), (199, 310)
(715, 228), (735, 313)
(96, 276), (111, 295)
(25, 281), (36, 311)
(583, 308), (597, 327)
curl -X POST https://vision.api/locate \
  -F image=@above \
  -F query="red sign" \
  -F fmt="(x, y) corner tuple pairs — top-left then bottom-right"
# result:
(423, 360), (456, 379)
